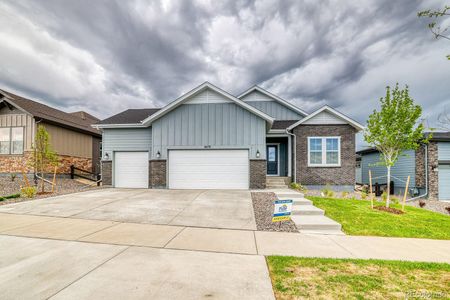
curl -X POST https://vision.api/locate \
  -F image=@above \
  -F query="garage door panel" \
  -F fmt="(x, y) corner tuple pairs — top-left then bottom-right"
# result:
(439, 164), (450, 200)
(169, 150), (249, 189)
(115, 152), (149, 188)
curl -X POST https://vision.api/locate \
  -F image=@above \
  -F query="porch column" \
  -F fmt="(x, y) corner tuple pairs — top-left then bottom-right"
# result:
(287, 134), (292, 177)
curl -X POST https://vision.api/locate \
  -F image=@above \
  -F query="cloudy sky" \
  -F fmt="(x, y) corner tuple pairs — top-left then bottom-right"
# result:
(0, 0), (449, 147)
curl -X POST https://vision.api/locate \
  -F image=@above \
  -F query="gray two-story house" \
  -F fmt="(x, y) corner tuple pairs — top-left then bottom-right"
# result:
(94, 82), (364, 190)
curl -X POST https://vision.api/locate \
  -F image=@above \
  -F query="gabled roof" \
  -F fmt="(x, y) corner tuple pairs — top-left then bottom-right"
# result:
(0, 89), (101, 136)
(287, 105), (365, 131)
(140, 82), (274, 126)
(98, 109), (160, 125)
(237, 85), (308, 117)
(271, 120), (298, 130)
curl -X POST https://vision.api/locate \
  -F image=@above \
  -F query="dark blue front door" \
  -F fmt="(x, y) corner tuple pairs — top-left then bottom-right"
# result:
(267, 145), (278, 175)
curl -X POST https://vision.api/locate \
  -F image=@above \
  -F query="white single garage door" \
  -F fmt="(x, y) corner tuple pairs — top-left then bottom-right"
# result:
(168, 150), (249, 189)
(114, 152), (148, 188)
(439, 164), (450, 200)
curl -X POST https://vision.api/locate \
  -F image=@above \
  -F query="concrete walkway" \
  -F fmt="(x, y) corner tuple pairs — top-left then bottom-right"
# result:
(1, 212), (449, 263)
(272, 189), (344, 235)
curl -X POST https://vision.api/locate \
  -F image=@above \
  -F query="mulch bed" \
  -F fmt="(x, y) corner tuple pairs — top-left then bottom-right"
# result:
(374, 206), (404, 214)
(251, 192), (298, 232)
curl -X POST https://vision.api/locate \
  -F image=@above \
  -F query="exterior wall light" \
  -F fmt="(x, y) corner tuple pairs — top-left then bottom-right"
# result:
(103, 153), (109, 160)
(256, 150), (260, 158)
(156, 151), (161, 159)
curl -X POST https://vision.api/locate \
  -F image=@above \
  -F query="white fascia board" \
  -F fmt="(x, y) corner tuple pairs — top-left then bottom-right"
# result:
(91, 123), (147, 129)
(238, 86), (308, 117)
(287, 105), (365, 131)
(141, 82), (275, 126)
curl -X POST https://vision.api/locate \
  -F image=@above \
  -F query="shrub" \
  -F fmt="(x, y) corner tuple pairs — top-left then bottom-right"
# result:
(341, 191), (349, 198)
(10, 173), (17, 182)
(290, 182), (307, 193)
(381, 192), (388, 203)
(0, 193), (21, 201)
(361, 192), (368, 200)
(321, 185), (334, 198)
(391, 196), (400, 205)
(21, 186), (37, 198)
(290, 182), (300, 190)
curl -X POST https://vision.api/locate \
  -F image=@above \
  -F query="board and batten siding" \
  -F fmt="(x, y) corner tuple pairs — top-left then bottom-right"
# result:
(438, 142), (450, 160)
(241, 91), (303, 120)
(43, 123), (93, 158)
(361, 150), (416, 188)
(0, 107), (35, 151)
(302, 111), (346, 125)
(102, 128), (152, 160)
(151, 103), (267, 160)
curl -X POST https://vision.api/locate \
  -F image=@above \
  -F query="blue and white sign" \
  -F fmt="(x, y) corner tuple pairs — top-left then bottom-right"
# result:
(272, 199), (293, 222)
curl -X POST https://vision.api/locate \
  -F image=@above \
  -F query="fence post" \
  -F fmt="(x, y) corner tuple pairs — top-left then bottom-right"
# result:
(375, 182), (380, 196)
(369, 170), (373, 209)
(402, 176), (410, 212)
(70, 165), (75, 179)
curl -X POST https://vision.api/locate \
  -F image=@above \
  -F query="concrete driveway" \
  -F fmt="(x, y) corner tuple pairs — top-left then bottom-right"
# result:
(0, 189), (257, 230)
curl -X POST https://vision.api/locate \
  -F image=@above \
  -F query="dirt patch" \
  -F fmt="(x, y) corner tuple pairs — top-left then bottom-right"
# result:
(374, 206), (404, 214)
(251, 192), (298, 232)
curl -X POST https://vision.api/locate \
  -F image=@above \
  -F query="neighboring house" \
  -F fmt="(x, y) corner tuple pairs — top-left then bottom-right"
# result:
(0, 89), (102, 175)
(94, 82), (364, 190)
(357, 132), (450, 201)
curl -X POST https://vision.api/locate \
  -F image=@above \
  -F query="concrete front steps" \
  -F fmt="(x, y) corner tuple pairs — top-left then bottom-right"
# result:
(273, 189), (344, 235)
(266, 177), (290, 189)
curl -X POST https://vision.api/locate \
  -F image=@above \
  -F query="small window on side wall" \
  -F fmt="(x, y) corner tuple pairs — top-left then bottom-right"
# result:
(308, 136), (340, 167)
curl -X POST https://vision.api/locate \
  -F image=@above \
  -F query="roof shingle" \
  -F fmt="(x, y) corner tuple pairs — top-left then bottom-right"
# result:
(99, 109), (160, 125)
(0, 89), (101, 136)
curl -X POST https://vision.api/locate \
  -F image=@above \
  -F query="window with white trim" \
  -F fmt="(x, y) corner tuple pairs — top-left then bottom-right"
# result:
(308, 137), (340, 166)
(0, 127), (24, 154)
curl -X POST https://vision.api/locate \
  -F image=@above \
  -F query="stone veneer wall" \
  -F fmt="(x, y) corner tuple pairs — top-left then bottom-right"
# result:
(150, 160), (166, 188)
(415, 142), (439, 199)
(101, 161), (112, 186)
(249, 159), (266, 189)
(293, 125), (357, 186)
(0, 152), (92, 174)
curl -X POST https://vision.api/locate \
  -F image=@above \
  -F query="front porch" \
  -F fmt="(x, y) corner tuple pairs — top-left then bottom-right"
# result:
(265, 135), (292, 189)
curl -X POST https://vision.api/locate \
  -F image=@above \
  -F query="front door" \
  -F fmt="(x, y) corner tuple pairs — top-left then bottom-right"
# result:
(267, 145), (278, 175)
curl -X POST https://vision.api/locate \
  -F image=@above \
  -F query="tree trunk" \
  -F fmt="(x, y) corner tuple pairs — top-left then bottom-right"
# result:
(386, 166), (391, 208)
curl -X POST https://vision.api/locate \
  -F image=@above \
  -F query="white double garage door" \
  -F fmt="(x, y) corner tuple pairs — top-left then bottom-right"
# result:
(114, 150), (249, 189)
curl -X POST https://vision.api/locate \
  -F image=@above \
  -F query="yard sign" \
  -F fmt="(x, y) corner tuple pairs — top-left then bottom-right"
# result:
(272, 199), (293, 222)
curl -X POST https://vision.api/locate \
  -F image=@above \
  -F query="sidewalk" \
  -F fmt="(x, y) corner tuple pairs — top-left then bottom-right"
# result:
(1, 212), (449, 263)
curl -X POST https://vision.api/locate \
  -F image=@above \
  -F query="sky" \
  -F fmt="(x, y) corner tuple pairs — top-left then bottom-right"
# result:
(0, 0), (449, 149)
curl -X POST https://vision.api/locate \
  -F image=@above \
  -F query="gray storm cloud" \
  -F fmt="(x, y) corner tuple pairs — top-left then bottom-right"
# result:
(0, 0), (449, 148)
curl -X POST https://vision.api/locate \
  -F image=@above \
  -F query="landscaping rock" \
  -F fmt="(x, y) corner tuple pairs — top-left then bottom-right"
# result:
(251, 192), (298, 232)
(0, 177), (102, 206)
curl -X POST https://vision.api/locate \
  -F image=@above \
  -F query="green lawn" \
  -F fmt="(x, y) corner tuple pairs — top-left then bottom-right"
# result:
(267, 256), (450, 300)
(306, 196), (450, 240)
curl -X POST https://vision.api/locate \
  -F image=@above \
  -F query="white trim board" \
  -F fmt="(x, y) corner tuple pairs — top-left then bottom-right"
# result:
(287, 105), (365, 131)
(141, 82), (274, 126)
(238, 86), (308, 117)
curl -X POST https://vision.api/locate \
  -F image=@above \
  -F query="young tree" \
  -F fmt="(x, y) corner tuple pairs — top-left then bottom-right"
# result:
(30, 125), (59, 193)
(364, 84), (428, 208)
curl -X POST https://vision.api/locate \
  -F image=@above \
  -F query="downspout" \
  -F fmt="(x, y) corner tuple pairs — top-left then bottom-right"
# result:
(286, 128), (296, 183)
(407, 144), (428, 202)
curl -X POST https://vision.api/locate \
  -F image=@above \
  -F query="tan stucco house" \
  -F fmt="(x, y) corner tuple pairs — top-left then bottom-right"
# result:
(0, 89), (102, 175)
